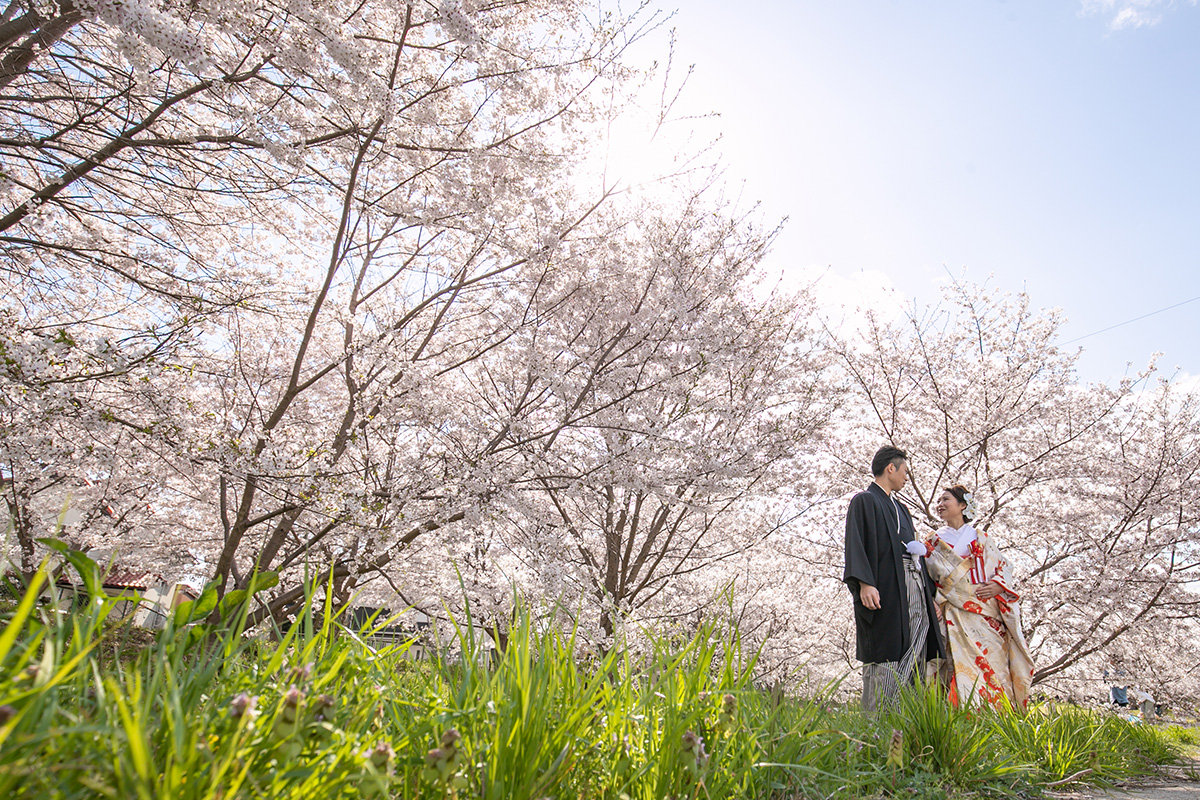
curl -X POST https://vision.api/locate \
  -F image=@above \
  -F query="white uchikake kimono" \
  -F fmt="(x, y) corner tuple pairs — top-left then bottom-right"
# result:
(924, 523), (1035, 710)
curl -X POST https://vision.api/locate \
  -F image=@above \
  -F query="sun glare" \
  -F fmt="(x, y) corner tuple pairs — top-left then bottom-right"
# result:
(596, 116), (666, 191)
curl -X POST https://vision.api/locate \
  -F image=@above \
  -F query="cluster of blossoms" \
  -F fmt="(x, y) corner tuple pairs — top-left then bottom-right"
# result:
(76, 0), (209, 69)
(437, 1), (480, 45)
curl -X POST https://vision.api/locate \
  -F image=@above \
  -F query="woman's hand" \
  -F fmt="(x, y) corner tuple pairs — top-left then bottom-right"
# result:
(974, 581), (1003, 600)
(935, 603), (944, 621)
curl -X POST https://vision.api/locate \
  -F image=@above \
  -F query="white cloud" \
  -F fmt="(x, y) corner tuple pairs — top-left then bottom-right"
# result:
(1080, 0), (1196, 31)
(1167, 370), (1200, 396)
(1111, 6), (1160, 28)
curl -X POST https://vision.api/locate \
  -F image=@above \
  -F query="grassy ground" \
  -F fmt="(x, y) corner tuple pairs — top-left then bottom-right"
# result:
(1, 558), (1194, 799)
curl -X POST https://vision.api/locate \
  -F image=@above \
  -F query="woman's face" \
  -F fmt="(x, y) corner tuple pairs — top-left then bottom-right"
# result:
(935, 490), (966, 523)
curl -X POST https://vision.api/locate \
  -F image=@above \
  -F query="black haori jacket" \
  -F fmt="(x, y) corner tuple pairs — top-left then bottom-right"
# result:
(843, 483), (945, 664)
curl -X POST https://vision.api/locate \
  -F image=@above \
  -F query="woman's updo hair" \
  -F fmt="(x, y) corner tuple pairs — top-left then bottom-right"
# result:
(945, 484), (976, 522)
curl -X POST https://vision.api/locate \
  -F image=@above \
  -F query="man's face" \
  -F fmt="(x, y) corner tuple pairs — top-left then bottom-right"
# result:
(885, 460), (909, 493)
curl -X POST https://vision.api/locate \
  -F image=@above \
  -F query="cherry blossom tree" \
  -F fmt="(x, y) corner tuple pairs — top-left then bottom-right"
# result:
(777, 279), (1200, 699)
(1018, 376), (1200, 690)
(8, 2), (1200, 703)
(385, 188), (838, 642)
(1, 0), (663, 591)
(0, 297), (202, 575)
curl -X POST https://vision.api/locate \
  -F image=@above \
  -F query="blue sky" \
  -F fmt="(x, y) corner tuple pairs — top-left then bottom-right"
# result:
(652, 0), (1200, 383)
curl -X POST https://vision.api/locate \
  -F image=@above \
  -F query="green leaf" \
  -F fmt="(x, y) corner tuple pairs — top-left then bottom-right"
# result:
(191, 582), (220, 616)
(215, 570), (277, 620)
(172, 579), (221, 627)
(218, 589), (249, 619)
(113, 679), (152, 784)
(246, 570), (279, 594)
(66, 550), (104, 599)
(186, 626), (207, 649)
(171, 599), (196, 628)
(0, 558), (49, 665)
(37, 538), (104, 598)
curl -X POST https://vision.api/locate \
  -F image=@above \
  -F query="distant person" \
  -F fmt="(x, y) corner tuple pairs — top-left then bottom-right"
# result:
(1131, 688), (1155, 720)
(922, 485), (1034, 710)
(844, 446), (945, 713)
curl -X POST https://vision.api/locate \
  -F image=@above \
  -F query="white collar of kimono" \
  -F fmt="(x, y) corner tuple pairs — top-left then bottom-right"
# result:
(938, 522), (977, 557)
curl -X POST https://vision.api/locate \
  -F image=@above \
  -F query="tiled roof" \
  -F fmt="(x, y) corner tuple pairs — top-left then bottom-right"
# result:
(101, 569), (164, 590)
(51, 569), (165, 590)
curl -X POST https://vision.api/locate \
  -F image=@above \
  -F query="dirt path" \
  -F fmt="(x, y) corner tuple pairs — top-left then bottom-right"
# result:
(1052, 784), (1200, 800)
(1110, 787), (1200, 800)
(1047, 761), (1200, 800)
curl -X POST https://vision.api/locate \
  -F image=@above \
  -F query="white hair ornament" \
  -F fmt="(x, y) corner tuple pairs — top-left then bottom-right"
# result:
(963, 492), (979, 522)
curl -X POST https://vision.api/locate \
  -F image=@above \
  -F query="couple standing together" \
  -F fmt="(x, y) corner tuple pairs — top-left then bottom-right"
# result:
(843, 446), (1034, 713)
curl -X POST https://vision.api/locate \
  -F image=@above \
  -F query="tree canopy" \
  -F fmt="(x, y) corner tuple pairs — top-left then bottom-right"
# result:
(3, 0), (1198, 701)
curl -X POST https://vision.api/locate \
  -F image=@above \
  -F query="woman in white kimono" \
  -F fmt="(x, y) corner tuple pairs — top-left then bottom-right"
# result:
(923, 485), (1034, 710)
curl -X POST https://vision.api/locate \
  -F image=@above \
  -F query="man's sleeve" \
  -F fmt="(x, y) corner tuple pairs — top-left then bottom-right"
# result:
(844, 494), (875, 592)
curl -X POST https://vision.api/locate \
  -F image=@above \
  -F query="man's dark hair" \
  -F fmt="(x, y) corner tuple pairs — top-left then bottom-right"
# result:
(871, 445), (908, 477)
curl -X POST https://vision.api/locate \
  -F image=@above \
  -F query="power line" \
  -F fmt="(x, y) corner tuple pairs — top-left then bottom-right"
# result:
(1059, 294), (1200, 346)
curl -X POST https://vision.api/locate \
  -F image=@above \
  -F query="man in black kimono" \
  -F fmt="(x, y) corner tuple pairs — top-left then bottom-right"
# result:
(844, 445), (944, 713)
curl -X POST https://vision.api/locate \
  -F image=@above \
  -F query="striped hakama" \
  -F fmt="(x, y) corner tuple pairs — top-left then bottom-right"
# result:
(861, 552), (930, 714)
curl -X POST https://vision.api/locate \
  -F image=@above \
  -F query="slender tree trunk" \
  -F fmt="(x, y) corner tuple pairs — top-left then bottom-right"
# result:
(0, 1), (84, 90)
(5, 486), (35, 577)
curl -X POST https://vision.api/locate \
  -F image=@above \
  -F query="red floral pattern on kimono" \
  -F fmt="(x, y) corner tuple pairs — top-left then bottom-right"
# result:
(924, 523), (1035, 711)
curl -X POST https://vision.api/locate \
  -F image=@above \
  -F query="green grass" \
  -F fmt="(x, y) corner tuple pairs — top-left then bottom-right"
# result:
(0, 555), (1192, 799)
